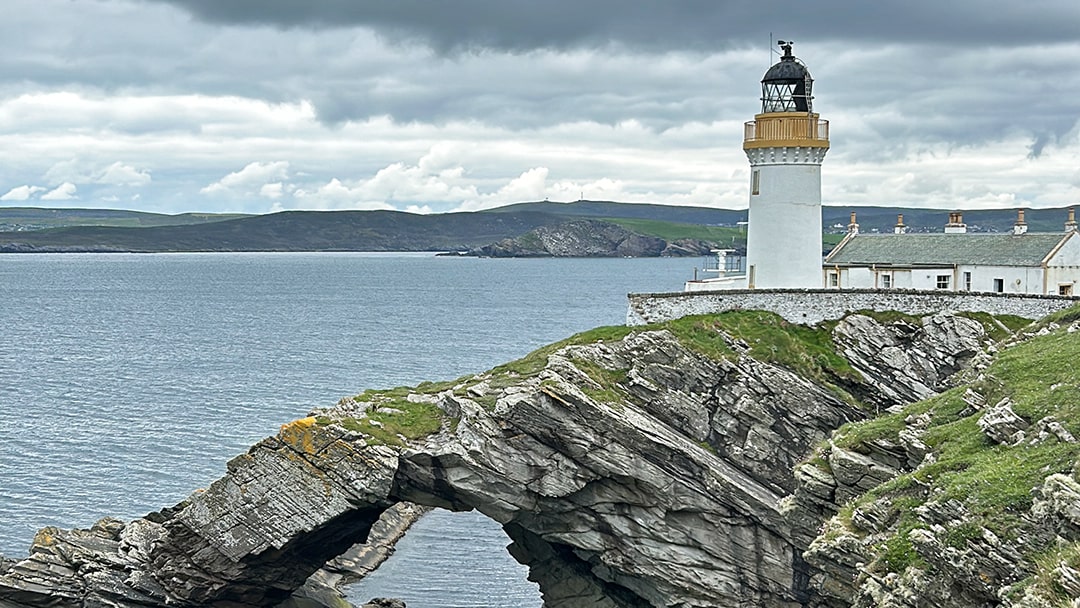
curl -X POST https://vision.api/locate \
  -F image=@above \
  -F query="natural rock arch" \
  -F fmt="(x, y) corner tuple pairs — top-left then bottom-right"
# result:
(0, 313), (988, 608)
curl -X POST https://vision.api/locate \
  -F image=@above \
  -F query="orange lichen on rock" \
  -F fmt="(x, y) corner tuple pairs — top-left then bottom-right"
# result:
(278, 416), (319, 454)
(31, 527), (58, 549)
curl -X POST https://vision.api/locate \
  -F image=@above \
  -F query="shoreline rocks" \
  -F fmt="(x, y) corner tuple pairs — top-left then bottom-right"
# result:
(0, 310), (1034, 608)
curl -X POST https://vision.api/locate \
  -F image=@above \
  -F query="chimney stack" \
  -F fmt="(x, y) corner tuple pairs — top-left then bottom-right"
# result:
(1067, 207), (1078, 233)
(945, 212), (967, 234)
(1013, 208), (1028, 235)
(894, 213), (907, 234)
(847, 211), (859, 235)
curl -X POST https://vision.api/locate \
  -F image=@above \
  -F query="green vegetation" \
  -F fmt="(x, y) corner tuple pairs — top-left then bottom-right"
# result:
(822, 233), (847, 249)
(466, 324), (636, 409)
(515, 231), (544, 251)
(879, 532), (925, 574)
(605, 217), (744, 245)
(0, 207), (248, 231)
(664, 311), (863, 403)
(317, 397), (446, 447)
(827, 319), (1080, 581)
(569, 357), (629, 405)
(958, 311), (1033, 342)
(1037, 302), (1080, 328)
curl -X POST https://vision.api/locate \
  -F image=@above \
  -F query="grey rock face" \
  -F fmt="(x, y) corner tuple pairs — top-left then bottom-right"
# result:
(978, 397), (1029, 445)
(832, 313), (984, 411)
(0, 313), (992, 608)
(468, 219), (696, 258)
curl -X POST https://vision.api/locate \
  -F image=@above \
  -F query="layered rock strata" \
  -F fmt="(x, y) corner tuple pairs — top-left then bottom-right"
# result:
(0, 312), (996, 608)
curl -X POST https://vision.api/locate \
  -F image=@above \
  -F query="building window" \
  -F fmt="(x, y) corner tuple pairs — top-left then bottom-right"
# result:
(962, 272), (972, 291)
(993, 278), (1004, 293)
(936, 275), (951, 290)
(827, 271), (839, 288)
(751, 170), (760, 196)
(880, 274), (892, 289)
(1060, 284), (1074, 296)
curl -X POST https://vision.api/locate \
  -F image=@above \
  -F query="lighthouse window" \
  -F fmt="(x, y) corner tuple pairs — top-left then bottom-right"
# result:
(751, 170), (760, 195)
(936, 275), (951, 290)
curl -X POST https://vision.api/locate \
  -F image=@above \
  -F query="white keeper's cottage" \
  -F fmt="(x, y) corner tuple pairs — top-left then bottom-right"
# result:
(824, 209), (1080, 296)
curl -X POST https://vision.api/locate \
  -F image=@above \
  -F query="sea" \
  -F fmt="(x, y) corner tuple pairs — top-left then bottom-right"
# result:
(0, 252), (696, 607)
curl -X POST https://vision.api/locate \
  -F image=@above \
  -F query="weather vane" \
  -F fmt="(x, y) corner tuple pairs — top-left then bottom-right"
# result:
(777, 40), (793, 57)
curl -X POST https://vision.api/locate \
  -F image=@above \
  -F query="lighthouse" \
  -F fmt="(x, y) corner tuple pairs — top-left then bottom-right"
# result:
(743, 41), (830, 288)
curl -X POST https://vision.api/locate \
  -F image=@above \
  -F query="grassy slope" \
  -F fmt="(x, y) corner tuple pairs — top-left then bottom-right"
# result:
(0, 207), (248, 230)
(0, 210), (567, 252)
(307, 304), (1080, 601)
(605, 217), (743, 243)
(822, 305), (1080, 602)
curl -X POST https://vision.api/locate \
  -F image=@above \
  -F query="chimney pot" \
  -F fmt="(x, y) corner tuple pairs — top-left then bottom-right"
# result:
(894, 214), (907, 234)
(1014, 209), (1029, 235)
(945, 211), (967, 234)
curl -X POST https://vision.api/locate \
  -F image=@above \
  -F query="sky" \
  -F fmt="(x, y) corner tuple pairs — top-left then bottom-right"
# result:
(1, 1), (1078, 215)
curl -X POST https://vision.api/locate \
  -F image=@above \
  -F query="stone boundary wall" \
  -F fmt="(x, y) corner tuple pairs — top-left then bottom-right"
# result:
(626, 288), (1080, 326)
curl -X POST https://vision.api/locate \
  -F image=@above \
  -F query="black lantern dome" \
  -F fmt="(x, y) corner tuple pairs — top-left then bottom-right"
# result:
(761, 41), (813, 113)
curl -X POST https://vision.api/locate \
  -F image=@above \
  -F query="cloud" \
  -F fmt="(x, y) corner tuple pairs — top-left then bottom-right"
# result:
(201, 161), (290, 196)
(0, 185), (47, 201)
(42, 159), (152, 188)
(291, 178), (395, 210)
(146, 1), (1080, 51)
(259, 182), (284, 199)
(40, 183), (78, 201)
(97, 162), (152, 187)
(0, 0), (1079, 215)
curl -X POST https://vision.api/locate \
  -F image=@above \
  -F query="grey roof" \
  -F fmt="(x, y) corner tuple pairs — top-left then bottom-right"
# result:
(763, 56), (810, 83)
(826, 232), (1071, 267)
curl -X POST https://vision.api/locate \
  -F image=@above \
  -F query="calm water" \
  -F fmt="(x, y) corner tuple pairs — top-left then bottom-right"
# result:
(0, 252), (693, 605)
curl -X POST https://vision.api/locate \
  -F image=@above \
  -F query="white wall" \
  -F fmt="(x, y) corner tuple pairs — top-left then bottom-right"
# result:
(1046, 234), (1080, 294)
(829, 265), (1052, 294)
(627, 289), (1078, 327)
(745, 163), (822, 289)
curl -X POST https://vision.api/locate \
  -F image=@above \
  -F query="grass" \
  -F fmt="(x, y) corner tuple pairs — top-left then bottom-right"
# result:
(958, 311), (1033, 342)
(604, 218), (744, 245)
(516, 231), (544, 251)
(1036, 302), (1080, 328)
(664, 311), (864, 405)
(879, 532), (925, 574)
(1027, 542), (1080, 604)
(465, 324), (637, 409)
(832, 410), (908, 451)
(569, 357), (629, 405)
(317, 397), (446, 447)
(827, 319), (1080, 579)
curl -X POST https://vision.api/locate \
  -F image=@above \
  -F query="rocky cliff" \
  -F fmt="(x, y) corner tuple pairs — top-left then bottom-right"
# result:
(465, 219), (714, 257)
(2, 308), (1079, 608)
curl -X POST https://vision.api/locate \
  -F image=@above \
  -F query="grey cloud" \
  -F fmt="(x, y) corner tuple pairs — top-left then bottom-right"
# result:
(143, 0), (1080, 51)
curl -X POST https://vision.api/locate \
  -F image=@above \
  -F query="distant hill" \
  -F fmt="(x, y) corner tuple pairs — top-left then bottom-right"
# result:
(0, 207), (248, 232)
(821, 206), (1077, 234)
(0, 209), (566, 252)
(491, 200), (747, 225)
(1, 201), (1075, 253)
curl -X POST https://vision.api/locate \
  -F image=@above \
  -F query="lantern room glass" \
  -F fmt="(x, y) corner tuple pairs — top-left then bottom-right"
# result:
(761, 77), (813, 113)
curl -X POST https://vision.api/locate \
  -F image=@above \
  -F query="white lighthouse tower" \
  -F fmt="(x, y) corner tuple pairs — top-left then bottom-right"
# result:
(743, 41), (830, 288)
